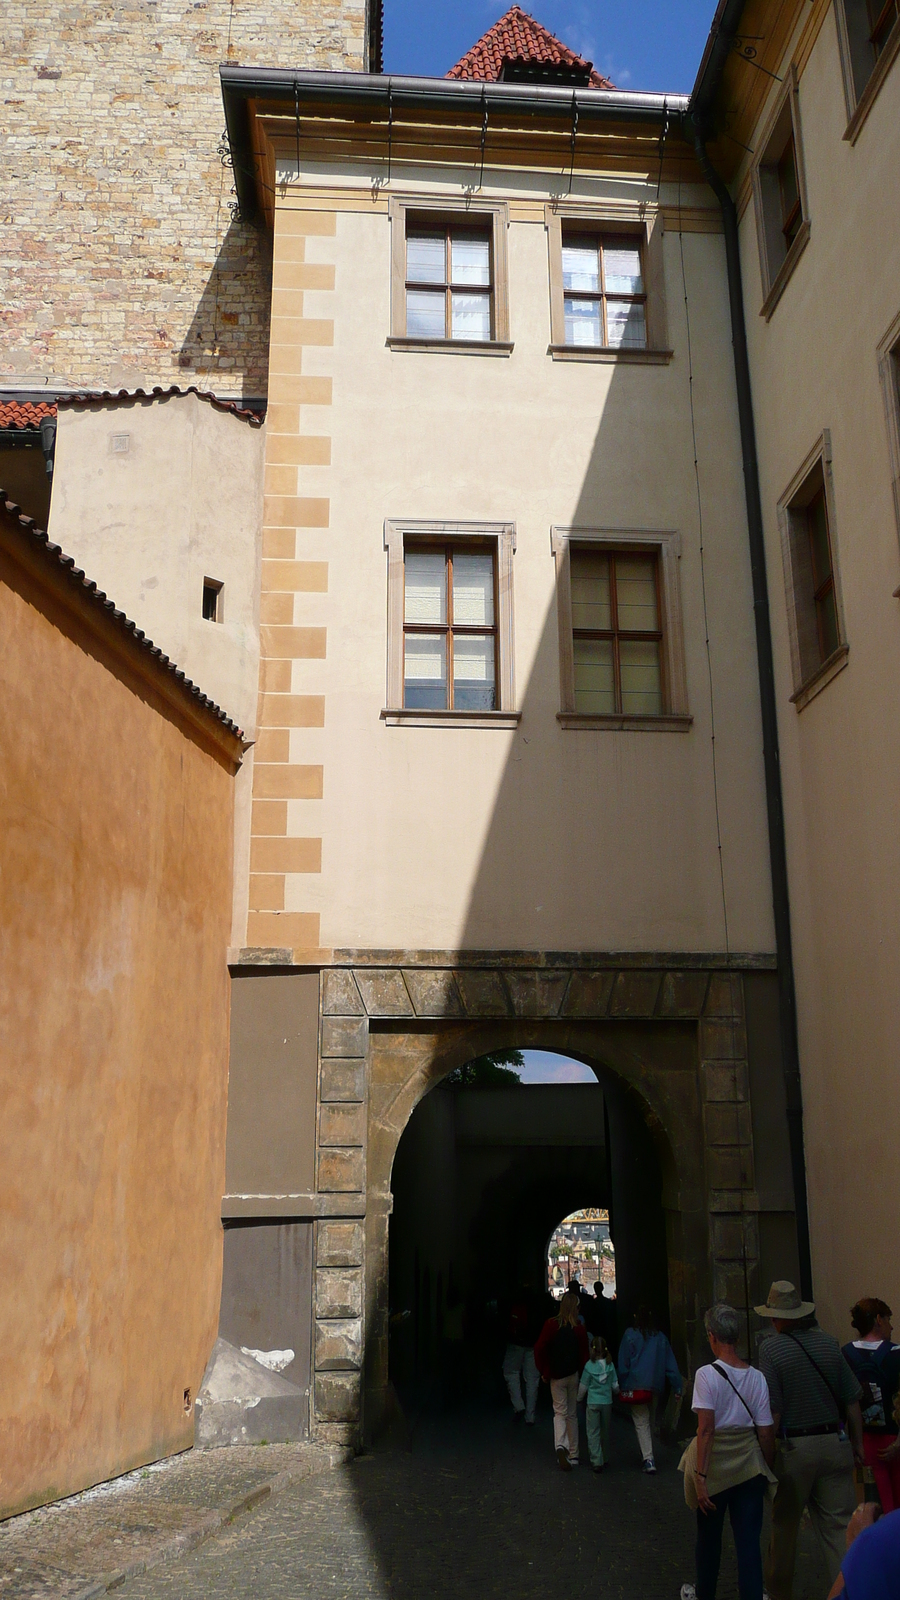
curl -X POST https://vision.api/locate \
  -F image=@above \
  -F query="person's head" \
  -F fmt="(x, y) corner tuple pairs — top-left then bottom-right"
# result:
(558, 1292), (579, 1328)
(590, 1335), (610, 1361)
(634, 1304), (655, 1334)
(593, 1280), (603, 1298)
(704, 1302), (741, 1352)
(755, 1280), (815, 1334)
(851, 1298), (893, 1341)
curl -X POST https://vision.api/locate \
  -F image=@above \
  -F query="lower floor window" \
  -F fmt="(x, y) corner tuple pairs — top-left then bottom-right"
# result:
(571, 548), (663, 715)
(403, 545), (497, 710)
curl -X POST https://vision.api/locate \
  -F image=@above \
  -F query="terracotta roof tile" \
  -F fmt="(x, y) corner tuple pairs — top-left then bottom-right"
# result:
(447, 5), (614, 89)
(0, 399), (56, 428)
(0, 489), (245, 744)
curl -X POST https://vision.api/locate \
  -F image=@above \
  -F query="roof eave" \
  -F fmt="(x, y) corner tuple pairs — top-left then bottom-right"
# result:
(688, 0), (750, 128)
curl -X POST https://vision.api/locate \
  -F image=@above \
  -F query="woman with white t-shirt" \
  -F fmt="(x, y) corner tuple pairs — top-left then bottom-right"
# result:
(679, 1303), (777, 1600)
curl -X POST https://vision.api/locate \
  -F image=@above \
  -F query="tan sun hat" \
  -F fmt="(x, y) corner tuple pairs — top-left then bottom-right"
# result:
(754, 1280), (815, 1319)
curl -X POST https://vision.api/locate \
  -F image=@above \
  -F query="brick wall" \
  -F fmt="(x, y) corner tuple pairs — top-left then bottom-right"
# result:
(1, 0), (368, 398)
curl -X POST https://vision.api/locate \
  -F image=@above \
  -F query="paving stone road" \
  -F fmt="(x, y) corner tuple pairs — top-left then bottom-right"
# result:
(114, 1399), (829, 1600)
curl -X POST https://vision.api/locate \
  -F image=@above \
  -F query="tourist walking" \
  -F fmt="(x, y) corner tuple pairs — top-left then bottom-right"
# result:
(501, 1285), (543, 1425)
(534, 1290), (589, 1471)
(617, 1305), (682, 1473)
(578, 1335), (619, 1471)
(756, 1280), (864, 1600)
(841, 1297), (900, 1512)
(678, 1303), (777, 1600)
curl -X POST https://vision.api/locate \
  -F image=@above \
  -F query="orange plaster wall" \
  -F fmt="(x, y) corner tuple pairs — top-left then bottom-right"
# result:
(0, 547), (236, 1519)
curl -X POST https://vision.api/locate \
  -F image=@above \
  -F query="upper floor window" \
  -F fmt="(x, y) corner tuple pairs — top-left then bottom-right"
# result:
(403, 545), (497, 710)
(777, 434), (849, 709)
(551, 528), (690, 730)
(877, 311), (900, 549)
(835, 0), (900, 139)
(561, 233), (647, 351)
(388, 198), (512, 354)
(752, 70), (810, 320)
(406, 225), (493, 343)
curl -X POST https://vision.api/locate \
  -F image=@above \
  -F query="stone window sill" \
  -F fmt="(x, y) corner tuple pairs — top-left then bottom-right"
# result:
(843, 22), (900, 145)
(381, 708), (521, 728)
(557, 712), (693, 731)
(760, 219), (811, 322)
(790, 644), (849, 710)
(548, 345), (674, 365)
(386, 337), (514, 357)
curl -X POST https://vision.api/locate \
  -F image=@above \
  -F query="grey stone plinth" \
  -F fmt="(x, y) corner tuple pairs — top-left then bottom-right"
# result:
(319, 1059), (366, 1102)
(315, 1371), (361, 1422)
(317, 1221), (364, 1267)
(700, 1018), (748, 1060)
(608, 970), (662, 1017)
(504, 970), (569, 1017)
(316, 1269), (362, 1319)
(321, 1016), (368, 1058)
(317, 1147), (365, 1192)
(560, 970), (615, 1016)
(319, 1102), (366, 1147)
(354, 969), (415, 1016)
(315, 1318), (362, 1370)
(402, 968), (465, 1017)
(658, 971), (710, 1017)
(704, 1102), (753, 1147)
(453, 968), (512, 1016)
(703, 1062), (750, 1102)
(322, 969), (365, 1015)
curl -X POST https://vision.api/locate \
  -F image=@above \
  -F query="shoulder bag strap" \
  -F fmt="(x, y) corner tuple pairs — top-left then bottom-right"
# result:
(784, 1332), (844, 1418)
(712, 1362), (760, 1436)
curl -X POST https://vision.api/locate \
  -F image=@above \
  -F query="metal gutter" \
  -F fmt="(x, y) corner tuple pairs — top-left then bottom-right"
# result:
(220, 64), (688, 222)
(685, 8), (814, 1297)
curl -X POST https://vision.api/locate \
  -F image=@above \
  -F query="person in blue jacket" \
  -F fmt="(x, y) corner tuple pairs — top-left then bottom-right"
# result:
(617, 1304), (683, 1474)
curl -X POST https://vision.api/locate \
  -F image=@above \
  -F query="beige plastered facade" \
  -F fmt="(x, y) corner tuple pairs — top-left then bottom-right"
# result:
(726, 0), (900, 1336)
(0, 500), (242, 1518)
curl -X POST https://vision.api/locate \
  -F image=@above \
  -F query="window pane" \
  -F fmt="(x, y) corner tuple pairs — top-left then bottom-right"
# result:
(451, 234), (490, 286)
(807, 494), (832, 590)
(816, 588), (840, 661)
(453, 634), (496, 710)
(778, 140), (799, 225)
(404, 633), (447, 709)
(615, 556), (658, 631)
(574, 638), (615, 714)
(562, 242), (599, 293)
(564, 296), (602, 347)
(606, 299), (647, 349)
(451, 291), (491, 341)
(571, 551), (611, 631)
(407, 233), (445, 284)
(452, 552), (494, 625)
(407, 289), (446, 339)
(619, 639), (662, 715)
(603, 245), (643, 295)
(405, 551), (447, 623)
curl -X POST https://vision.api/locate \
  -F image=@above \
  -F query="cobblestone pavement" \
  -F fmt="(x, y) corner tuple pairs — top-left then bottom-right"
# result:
(111, 1398), (829, 1600)
(0, 1443), (342, 1600)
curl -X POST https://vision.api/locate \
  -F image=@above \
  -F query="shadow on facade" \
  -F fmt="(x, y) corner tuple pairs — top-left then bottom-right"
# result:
(178, 216), (272, 397)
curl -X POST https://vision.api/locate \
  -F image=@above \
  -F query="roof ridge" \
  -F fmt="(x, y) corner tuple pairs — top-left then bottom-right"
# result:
(0, 488), (245, 745)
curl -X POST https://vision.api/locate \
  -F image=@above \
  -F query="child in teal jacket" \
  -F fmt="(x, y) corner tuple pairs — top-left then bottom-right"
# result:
(578, 1336), (619, 1471)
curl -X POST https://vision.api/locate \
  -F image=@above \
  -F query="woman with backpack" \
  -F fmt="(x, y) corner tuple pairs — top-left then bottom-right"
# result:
(617, 1304), (683, 1473)
(842, 1298), (900, 1511)
(534, 1291), (590, 1471)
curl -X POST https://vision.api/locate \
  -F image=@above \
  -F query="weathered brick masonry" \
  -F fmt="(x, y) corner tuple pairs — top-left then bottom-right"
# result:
(2, 0), (369, 398)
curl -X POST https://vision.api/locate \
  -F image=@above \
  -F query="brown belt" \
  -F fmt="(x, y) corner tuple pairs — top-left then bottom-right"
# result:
(783, 1421), (841, 1438)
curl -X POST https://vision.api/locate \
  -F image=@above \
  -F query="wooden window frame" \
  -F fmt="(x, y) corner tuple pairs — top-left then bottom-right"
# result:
(404, 220), (495, 343)
(551, 527), (690, 730)
(752, 68), (811, 321)
(401, 540), (500, 713)
(546, 207), (671, 364)
(835, 0), (900, 142)
(388, 197), (512, 355)
(383, 520), (518, 726)
(877, 309), (900, 571)
(777, 432), (849, 710)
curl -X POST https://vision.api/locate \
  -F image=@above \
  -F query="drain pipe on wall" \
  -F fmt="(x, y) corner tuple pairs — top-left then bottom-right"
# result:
(685, 103), (813, 1298)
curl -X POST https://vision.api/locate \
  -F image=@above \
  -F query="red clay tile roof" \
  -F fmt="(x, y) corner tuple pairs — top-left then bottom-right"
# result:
(0, 399), (56, 428)
(0, 488), (245, 743)
(447, 5), (614, 89)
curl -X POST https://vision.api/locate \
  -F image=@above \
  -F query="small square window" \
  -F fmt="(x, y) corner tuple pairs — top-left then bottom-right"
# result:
(752, 70), (810, 319)
(202, 578), (223, 622)
(835, 0), (900, 137)
(777, 436), (849, 707)
(389, 199), (510, 352)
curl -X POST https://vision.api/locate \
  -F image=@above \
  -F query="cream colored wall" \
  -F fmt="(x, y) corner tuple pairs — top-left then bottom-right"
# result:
(263, 168), (776, 958)
(48, 393), (264, 738)
(738, 11), (900, 1332)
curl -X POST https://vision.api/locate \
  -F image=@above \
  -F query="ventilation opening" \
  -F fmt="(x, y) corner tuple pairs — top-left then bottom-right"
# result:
(202, 578), (223, 622)
(183, 1387), (192, 1413)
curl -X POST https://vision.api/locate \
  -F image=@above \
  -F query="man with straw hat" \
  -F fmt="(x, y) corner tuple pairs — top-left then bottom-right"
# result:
(756, 1281), (864, 1599)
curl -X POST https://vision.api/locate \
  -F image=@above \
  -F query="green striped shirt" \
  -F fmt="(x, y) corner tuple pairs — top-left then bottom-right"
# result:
(758, 1325), (861, 1430)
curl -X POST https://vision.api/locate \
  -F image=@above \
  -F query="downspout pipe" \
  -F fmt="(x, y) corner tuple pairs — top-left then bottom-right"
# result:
(688, 115), (812, 1298)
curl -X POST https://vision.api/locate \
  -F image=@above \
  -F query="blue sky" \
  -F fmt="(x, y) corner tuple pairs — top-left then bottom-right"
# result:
(383, 0), (716, 95)
(518, 1049), (597, 1084)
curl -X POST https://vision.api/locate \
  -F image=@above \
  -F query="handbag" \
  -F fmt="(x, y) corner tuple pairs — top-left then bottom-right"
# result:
(620, 1388), (653, 1405)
